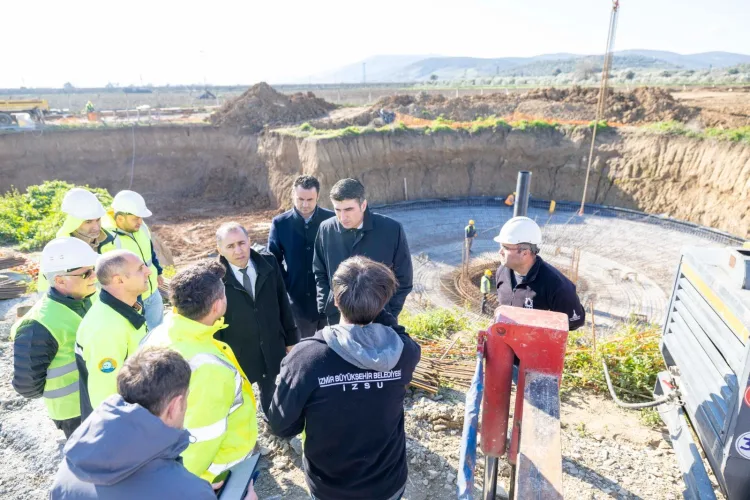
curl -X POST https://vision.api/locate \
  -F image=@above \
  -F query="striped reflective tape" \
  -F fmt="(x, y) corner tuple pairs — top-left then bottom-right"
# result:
(206, 449), (254, 476)
(187, 418), (228, 443)
(44, 380), (79, 399)
(46, 361), (78, 379)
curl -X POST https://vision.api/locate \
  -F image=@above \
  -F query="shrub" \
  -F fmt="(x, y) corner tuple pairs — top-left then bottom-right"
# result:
(400, 308), (469, 340)
(0, 181), (113, 251)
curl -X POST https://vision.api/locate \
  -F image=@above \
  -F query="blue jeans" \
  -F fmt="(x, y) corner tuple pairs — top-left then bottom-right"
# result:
(142, 290), (165, 330)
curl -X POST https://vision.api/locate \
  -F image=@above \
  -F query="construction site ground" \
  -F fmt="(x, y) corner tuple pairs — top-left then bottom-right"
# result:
(0, 200), (735, 499)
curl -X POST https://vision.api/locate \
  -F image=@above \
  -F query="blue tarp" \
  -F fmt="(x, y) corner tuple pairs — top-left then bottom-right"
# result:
(457, 352), (484, 499)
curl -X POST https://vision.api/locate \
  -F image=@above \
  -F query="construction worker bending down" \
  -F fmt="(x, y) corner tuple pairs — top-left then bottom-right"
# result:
(269, 256), (421, 500)
(75, 250), (150, 420)
(142, 261), (258, 482)
(38, 188), (117, 292)
(480, 269), (493, 315)
(465, 219), (477, 253)
(11, 238), (99, 438)
(494, 216), (585, 330)
(103, 190), (165, 330)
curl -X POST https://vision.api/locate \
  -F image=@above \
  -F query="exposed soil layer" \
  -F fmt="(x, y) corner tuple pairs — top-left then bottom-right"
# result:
(371, 86), (702, 125)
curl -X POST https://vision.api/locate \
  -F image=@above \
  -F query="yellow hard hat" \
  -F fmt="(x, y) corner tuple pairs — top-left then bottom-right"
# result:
(469, 219), (475, 225)
(484, 269), (492, 277)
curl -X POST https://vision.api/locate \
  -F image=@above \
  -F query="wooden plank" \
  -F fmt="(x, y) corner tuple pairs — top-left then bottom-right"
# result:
(515, 371), (563, 499)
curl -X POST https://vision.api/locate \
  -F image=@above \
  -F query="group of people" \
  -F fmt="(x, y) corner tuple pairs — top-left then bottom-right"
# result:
(11, 174), (584, 500)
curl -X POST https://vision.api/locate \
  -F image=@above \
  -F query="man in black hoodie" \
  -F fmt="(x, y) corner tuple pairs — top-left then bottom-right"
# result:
(51, 346), (258, 500)
(268, 256), (421, 500)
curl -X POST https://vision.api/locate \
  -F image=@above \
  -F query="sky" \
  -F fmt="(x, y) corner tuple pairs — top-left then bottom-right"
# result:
(4, 0), (749, 88)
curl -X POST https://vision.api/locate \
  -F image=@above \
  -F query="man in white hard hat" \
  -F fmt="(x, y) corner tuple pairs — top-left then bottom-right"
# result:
(102, 190), (165, 330)
(493, 216), (585, 330)
(38, 188), (118, 293)
(11, 238), (99, 438)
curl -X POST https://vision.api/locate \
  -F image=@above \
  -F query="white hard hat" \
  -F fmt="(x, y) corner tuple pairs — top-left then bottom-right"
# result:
(61, 188), (106, 220)
(494, 216), (542, 245)
(111, 190), (152, 218)
(41, 237), (99, 273)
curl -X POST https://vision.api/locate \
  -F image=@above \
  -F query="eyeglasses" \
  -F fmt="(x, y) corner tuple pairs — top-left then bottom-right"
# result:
(501, 245), (528, 253)
(62, 268), (95, 279)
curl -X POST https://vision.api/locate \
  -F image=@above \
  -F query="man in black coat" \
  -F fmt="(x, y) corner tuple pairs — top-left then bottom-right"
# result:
(216, 222), (299, 416)
(312, 178), (413, 325)
(267, 175), (334, 338)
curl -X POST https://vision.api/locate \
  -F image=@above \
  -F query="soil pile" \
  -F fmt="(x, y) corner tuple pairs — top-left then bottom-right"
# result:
(372, 86), (699, 124)
(211, 82), (337, 132)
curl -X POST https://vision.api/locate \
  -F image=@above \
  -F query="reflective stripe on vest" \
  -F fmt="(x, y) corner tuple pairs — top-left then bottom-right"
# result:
(206, 449), (255, 476)
(185, 353), (244, 444)
(10, 296), (83, 420)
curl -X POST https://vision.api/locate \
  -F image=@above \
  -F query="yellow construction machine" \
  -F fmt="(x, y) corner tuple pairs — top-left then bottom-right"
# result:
(0, 99), (49, 126)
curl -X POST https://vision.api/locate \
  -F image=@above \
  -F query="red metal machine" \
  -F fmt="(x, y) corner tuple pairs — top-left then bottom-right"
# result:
(480, 305), (569, 498)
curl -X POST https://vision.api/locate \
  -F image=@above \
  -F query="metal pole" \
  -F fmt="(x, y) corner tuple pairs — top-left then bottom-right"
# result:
(513, 171), (531, 217)
(483, 456), (499, 500)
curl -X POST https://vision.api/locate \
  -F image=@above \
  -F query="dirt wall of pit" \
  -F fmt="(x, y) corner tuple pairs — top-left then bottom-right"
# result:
(1, 126), (748, 236)
(0, 127), (271, 212)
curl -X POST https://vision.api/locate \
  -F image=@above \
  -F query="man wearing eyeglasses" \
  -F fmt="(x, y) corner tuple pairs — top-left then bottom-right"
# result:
(10, 238), (99, 438)
(493, 216), (585, 330)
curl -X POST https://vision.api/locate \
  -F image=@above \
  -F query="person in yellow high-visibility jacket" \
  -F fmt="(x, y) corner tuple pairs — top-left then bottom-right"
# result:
(480, 269), (493, 315)
(38, 188), (118, 293)
(75, 250), (151, 420)
(11, 238), (99, 438)
(102, 190), (165, 330)
(141, 260), (258, 482)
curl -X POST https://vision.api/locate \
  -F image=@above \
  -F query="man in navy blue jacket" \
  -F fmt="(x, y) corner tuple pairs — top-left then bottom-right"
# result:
(268, 256), (420, 500)
(268, 175), (334, 338)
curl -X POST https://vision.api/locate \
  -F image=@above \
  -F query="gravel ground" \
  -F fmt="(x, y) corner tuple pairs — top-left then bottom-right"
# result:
(0, 204), (734, 499)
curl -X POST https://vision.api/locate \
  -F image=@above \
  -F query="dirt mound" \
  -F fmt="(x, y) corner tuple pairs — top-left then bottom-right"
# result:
(211, 82), (337, 132)
(373, 86), (699, 125)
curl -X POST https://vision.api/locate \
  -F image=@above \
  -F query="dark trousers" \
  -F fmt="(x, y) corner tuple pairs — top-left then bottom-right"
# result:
(480, 293), (489, 314)
(255, 372), (280, 418)
(54, 416), (82, 439)
(293, 309), (328, 339)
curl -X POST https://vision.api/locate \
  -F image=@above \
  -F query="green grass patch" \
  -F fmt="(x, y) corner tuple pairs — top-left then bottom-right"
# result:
(400, 308), (469, 340)
(0, 180), (112, 251)
(647, 121), (750, 143)
(513, 119), (559, 131)
(563, 319), (663, 403)
(589, 120), (610, 131)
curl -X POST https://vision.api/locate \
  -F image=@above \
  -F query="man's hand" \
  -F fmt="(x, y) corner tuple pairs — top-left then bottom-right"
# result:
(211, 480), (224, 492)
(157, 275), (165, 287)
(243, 480), (258, 500)
(286, 346), (294, 354)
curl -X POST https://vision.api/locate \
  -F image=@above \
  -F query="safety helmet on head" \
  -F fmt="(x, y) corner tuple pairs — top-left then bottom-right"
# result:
(112, 190), (152, 218)
(494, 216), (542, 246)
(484, 269), (492, 277)
(61, 188), (106, 220)
(41, 237), (99, 274)
(469, 220), (475, 225)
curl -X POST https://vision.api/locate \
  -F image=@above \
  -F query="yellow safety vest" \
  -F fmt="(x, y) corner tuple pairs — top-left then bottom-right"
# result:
(10, 296), (83, 420)
(76, 298), (146, 412)
(102, 213), (159, 299)
(141, 312), (258, 481)
(481, 275), (492, 294)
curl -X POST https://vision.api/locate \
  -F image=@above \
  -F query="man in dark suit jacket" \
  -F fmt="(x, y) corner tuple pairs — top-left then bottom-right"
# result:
(216, 222), (299, 416)
(313, 178), (413, 325)
(267, 175), (334, 338)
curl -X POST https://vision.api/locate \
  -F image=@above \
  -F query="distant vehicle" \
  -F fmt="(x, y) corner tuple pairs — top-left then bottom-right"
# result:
(0, 99), (49, 126)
